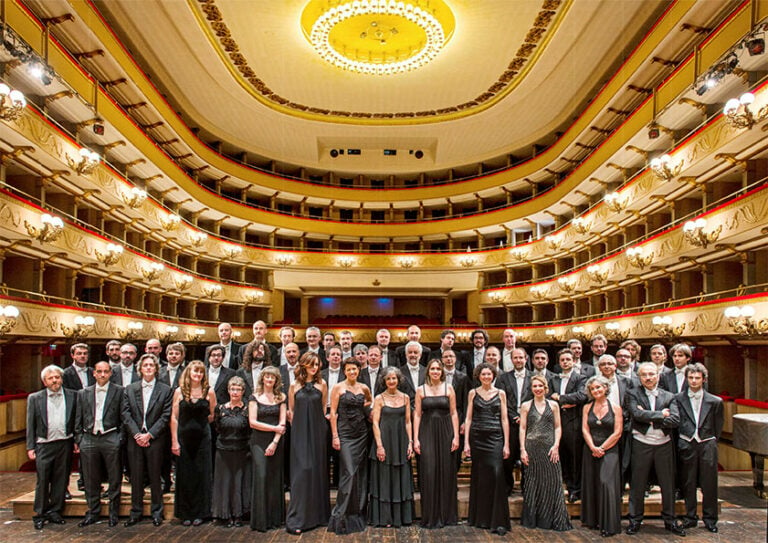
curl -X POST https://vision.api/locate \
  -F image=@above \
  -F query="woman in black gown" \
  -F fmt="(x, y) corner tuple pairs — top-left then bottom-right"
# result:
(519, 374), (572, 531)
(212, 376), (250, 527)
(285, 352), (329, 535)
(328, 358), (372, 534)
(413, 358), (460, 529)
(249, 366), (287, 532)
(170, 360), (217, 526)
(581, 376), (623, 537)
(369, 367), (414, 527)
(463, 363), (511, 535)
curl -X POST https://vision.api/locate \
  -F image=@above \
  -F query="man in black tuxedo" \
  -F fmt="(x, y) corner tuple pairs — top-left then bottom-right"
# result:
(105, 339), (122, 368)
(62, 342), (95, 391)
(442, 349), (469, 472)
(279, 342), (301, 395)
(500, 328), (517, 373)
(497, 347), (532, 493)
(531, 349), (555, 381)
(144, 339), (165, 366)
(549, 348), (587, 502)
(434, 329), (457, 362)
(321, 345), (343, 488)
(122, 354), (173, 527)
(626, 362), (684, 536)
(360, 345), (384, 396)
(206, 344), (237, 405)
(26, 365), (76, 530)
(214, 322), (242, 370)
(649, 344), (672, 375)
(375, 328), (394, 368)
(395, 325), (431, 366)
(75, 361), (124, 527)
(276, 326), (298, 366)
(399, 341), (425, 409)
(597, 354), (633, 485)
(300, 326), (327, 368)
(111, 343), (140, 386)
(158, 342), (186, 390)
(465, 328), (489, 375)
(238, 320), (279, 365)
(676, 363), (723, 533)
(588, 334), (608, 366)
(660, 343), (694, 394)
(615, 348), (640, 384)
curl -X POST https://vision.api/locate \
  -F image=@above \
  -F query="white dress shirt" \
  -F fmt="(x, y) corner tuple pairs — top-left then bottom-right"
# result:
(75, 364), (90, 388)
(208, 366), (221, 389)
(632, 387), (669, 445)
(39, 389), (68, 443)
(502, 350), (515, 373)
(141, 379), (156, 432)
(93, 383), (111, 434)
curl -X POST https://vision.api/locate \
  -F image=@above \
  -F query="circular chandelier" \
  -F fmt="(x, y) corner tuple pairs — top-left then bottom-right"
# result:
(301, 0), (455, 76)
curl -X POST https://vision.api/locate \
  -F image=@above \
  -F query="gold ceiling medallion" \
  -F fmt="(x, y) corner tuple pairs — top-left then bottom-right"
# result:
(300, 0), (455, 76)
(191, 0), (569, 124)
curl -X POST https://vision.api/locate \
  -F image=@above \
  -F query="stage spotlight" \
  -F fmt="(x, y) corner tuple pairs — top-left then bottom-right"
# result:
(747, 38), (765, 56)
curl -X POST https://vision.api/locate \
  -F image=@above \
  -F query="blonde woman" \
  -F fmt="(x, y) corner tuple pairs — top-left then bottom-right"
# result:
(170, 360), (216, 526)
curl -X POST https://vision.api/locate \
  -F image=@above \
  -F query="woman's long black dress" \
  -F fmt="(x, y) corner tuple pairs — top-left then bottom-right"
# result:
(418, 384), (457, 529)
(369, 404), (414, 527)
(250, 397), (285, 531)
(581, 401), (621, 536)
(521, 400), (572, 531)
(285, 383), (330, 532)
(328, 391), (369, 534)
(175, 396), (212, 521)
(212, 404), (250, 521)
(467, 391), (510, 532)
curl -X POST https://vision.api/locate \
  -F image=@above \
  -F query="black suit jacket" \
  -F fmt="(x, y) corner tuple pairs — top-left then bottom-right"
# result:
(498, 370), (533, 423)
(209, 366), (237, 405)
(110, 365), (140, 386)
(74, 383), (124, 443)
(395, 344), (431, 367)
(448, 370), (470, 425)
(300, 347), (327, 368)
(26, 388), (77, 450)
(575, 363), (596, 379)
(359, 367), (384, 396)
(62, 364), (95, 391)
(548, 372), (588, 429)
(400, 364), (425, 408)
(280, 364), (299, 396)
(237, 342), (280, 368)
(674, 390), (723, 442)
(158, 364), (185, 390)
(213, 341), (243, 371)
(627, 386), (679, 436)
(121, 380), (173, 439)
(659, 369), (689, 394)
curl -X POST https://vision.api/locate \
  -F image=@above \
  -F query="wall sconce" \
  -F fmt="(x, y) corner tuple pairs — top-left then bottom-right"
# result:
(459, 247), (476, 268)
(0, 305), (20, 335)
(187, 328), (206, 342)
(572, 217), (591, 234)
(683, 218), (721, 248)
(605, 321), (629, 341)
(488, 292), (506, 304)
(398, 256), (415, 268)
(95, 243), (123, 265)
(120, 186), (147, 208)
(456, 332), (470, 343)
(189, 231), (208, 247)
(159, 212), (181, 231)
(0, 83), (27, 121)
(222, 244), (243, 259)
(118, 321), (143, 341)
(651, 315), (686, 338)
(587, 264), (608, 282)
(174, 274), (193, 291)
(545, 234), (562, 250)
(202, 284), (222, 299)
(571, 326), (592, 342)
(510, 247), (528, 261)
(545, 328), (564, 342)
(724, 305), (768, 336)
(61, 315), (95, 340)
(141, 262), (165, 281)
(530, 285), (548, 300)
(67, 148), (101, 175)
(338, 256), (355, 269)
(233, 331), (242, 339)
(557, 276), (575, 293)
(25, 213), (65, 243)
(604, 192), (627, 212)
(158, 324), (178, 343)
(723, 92), (768, 129)
(245, 291), (264, 303)
(626, 246), (653, 269)
(650, 154), (683, 180)
(276, 254), (294, 267)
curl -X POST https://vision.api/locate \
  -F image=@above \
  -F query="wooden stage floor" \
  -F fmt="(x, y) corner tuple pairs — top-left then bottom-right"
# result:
(1, 471), (765, 542)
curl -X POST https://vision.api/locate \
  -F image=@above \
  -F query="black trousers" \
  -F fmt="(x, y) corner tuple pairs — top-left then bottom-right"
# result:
(80, 432), (122, 517)
(628, 439), (676, 524)
(33, 438), (72, 520)
(679, 438), (718, 524)
(560, 416), (583, 496)
(503, 421), (521, 492)
(127, 437), (166, 518)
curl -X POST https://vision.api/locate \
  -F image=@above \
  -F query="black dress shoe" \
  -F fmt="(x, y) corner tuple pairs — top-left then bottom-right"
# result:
(191, 518), (203, 526)
(626, 522), (641, 535)
(665, 522), (687, 537)
(77, 479), (86, 491)
(78, 516), (98, 527)
(182, 519), (192, 526)
(681, 519), (697, 529)
(109, 515), (119, 527)
(47, 513), (66, 525)
(33, 518), (45, 530)
(124, 517), (140, 527)
(152, 516), (163, 527)
(704, 523), (718, 533)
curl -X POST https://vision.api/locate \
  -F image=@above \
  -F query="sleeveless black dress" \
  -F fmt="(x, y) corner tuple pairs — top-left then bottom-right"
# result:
(581, 401), (621, 536)
(286, 383), (330, 532)
(418, 384), (457, 529)
(369, 404), (414, 526)
(521, 400), (572, 531)
(467, 391), (510, 532)
(175, 395), (212, 521)
(250, 397), (285, 531)
(328, 391), (369, 534)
